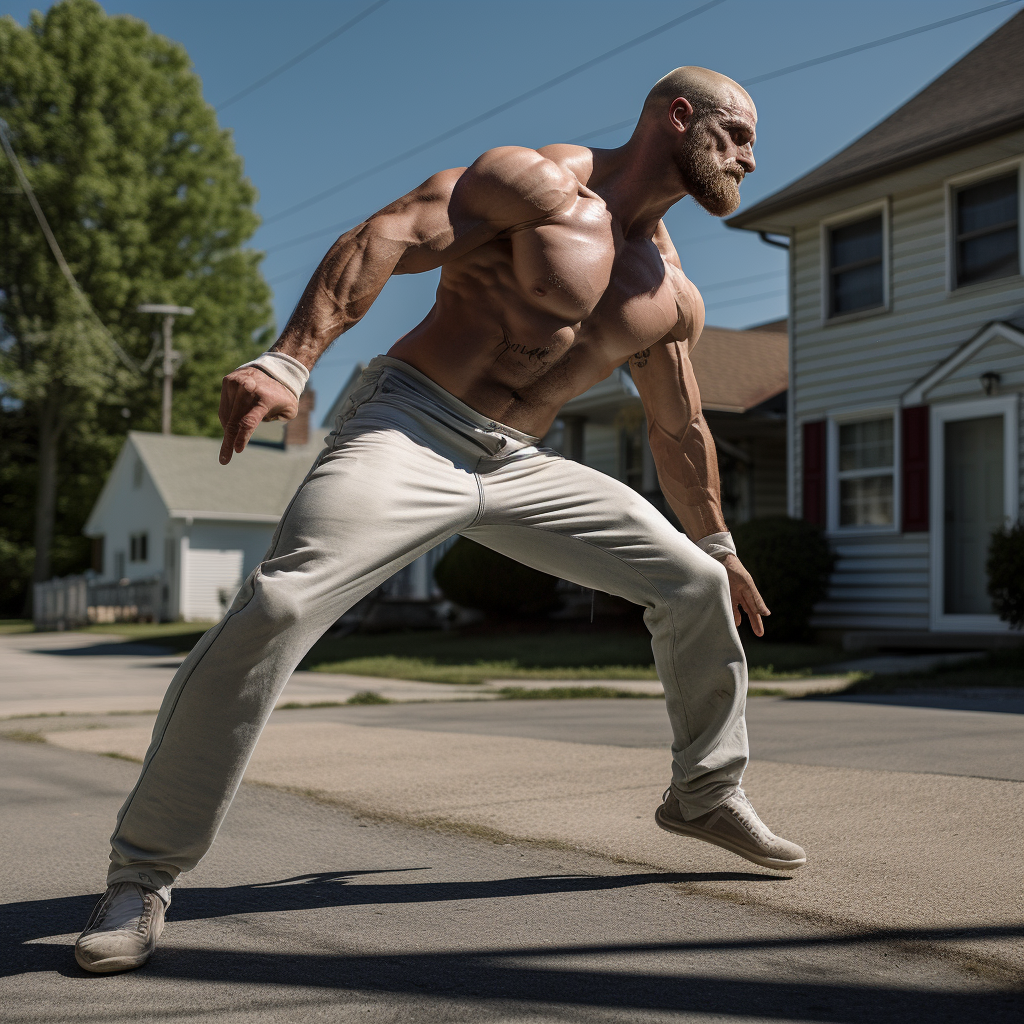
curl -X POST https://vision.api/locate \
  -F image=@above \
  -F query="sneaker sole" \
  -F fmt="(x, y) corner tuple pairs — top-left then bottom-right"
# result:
(655, 804), (806, 872)
(74, 946), (154, 974)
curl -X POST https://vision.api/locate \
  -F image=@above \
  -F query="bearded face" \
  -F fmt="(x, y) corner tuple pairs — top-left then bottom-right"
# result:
(675, 119), (744, 217)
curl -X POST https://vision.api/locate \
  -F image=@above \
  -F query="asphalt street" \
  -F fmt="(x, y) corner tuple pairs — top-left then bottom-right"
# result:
(2, 736), (1020, 1024)
(2, 629), (1022, 1021)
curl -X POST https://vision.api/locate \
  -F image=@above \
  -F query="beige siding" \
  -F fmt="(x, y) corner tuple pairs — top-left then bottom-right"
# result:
(583, 423), (619, 478)
(786, 133), (1024, 630)
(750, 434), (787, 519)
(811, 537), (930, 631)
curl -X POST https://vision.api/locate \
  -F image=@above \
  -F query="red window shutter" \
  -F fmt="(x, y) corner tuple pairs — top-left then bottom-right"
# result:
(802, 420), (827, 527)
(902, 405), (929, 532)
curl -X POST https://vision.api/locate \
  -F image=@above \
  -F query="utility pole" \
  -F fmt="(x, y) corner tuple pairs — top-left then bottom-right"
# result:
(137, 304), (194, 434)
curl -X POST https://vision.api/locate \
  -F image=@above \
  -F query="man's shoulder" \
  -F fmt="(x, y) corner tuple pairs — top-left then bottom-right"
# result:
(455, 146), (579, 227)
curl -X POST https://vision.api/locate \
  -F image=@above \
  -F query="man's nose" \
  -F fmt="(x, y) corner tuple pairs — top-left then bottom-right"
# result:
(737, 147), (755, 175)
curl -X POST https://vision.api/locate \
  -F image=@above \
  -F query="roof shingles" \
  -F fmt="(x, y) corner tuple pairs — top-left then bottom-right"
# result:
(131, 432), (317, 520)
(729, 11), (1024, 228)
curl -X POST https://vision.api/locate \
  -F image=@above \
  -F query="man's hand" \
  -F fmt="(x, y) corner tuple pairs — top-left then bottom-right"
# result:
(721, 553), (770, 637)
(218, 367), (299, 465)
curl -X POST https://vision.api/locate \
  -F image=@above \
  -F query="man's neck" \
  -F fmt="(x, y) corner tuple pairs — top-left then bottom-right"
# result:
(588, 131), (688, 238)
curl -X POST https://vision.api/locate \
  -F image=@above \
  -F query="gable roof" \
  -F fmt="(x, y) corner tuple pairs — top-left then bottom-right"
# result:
(728, 10), (1024, 228)
(690, 325), (788, 413)
(559, 323), (788, 419)
(903, 320), (1024, 404)
(130, 431), (317, 522)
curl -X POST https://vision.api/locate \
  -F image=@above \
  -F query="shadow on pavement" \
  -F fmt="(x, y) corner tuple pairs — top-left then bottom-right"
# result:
(30, 642), (177, 658)
(2, 868), (785, 962)
(810, 692), (1024, 715)
(4, 875), (1020, 1022)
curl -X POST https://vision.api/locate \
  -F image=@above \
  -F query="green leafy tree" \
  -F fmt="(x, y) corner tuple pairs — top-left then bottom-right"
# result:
(0, 0), (273, 613)
(987, 521), (1024, 629)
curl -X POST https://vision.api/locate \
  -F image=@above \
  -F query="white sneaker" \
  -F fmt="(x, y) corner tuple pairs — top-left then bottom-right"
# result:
(74, 882), (167, 973)
(656, 789), (807, 871)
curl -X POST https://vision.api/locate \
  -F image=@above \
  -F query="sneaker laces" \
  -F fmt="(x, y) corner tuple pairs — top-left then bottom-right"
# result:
(94, 883), (149, 933)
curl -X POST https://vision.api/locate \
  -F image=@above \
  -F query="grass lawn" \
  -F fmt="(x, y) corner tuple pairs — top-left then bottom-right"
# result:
(61, 620), (216, 653)
(19, 615), (1022, 691)
(300, 628), (844, 684)
(17, 618), (844, 683)
(0, 620), (34, 635)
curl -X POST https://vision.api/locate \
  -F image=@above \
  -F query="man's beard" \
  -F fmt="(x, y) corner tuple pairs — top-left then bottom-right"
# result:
(676, 124), (743, 217)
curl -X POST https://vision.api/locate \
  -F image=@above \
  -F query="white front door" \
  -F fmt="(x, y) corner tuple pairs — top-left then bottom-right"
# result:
(930, 396), (1019, 632)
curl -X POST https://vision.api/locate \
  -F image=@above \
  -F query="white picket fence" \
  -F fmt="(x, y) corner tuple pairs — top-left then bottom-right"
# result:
(33, 574), (164, 630)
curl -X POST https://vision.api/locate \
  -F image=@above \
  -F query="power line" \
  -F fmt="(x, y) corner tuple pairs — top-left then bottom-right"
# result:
(215, 0), (392, 111)
(261, 0), (1018, 267)
(263, 1), (1020, 291)
(264, 216), (363, 255)
(573, 0), (1024, 143)
(265, 218), (735, 264)
(0, 118), (142, 375)
(696, 269), (784, 293)
(743, 0), (1021, 86)
(262, 224), (738, 288)
(267, 263), (320, 287)
(261, 0), (727, 226)
(705, 287), (786, 310)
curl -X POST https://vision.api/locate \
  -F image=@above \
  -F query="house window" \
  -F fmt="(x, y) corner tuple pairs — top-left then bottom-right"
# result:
(838, 417), (894, 527)
(954, 172), (1019, 287)
(129, 532), (148, 562)
(828, 214), (884, 316)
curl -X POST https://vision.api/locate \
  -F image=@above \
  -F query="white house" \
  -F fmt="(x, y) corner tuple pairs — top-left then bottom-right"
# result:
(84, 395), (321, 621)
(728, 11), (1024, 640)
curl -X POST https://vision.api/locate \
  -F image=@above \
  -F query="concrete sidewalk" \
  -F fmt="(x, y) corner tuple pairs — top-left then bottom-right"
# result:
(0, 632), (854, 718)
(41, 706), (1024, 978)
(0, 632), (494, 716)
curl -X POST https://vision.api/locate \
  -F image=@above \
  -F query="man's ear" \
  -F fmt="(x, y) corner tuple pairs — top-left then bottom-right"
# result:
(668, 97), (695, 134)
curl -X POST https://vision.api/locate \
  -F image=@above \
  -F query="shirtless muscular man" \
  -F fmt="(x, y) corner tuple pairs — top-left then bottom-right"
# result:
(75, 67), (806, 974)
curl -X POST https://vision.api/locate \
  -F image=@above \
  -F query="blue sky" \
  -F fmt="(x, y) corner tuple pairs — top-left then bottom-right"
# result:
(5, 0), (1021, 420)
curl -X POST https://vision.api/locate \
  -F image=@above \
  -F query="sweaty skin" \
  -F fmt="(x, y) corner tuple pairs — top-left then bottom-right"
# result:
(219, 67), (771, 633)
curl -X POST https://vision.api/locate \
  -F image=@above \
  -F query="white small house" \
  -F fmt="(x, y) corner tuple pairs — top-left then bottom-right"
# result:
(84, 415), (321, 622)
(728, 10), (1024, 640)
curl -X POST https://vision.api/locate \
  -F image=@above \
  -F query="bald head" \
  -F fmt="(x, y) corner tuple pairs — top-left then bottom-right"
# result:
(641, 66), (753, 123)
(634, 67), (757, 218)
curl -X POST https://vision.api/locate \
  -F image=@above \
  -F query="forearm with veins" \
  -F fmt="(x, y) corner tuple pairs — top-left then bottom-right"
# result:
(648, 413), (727, 539)
(273, 220), (404, 369)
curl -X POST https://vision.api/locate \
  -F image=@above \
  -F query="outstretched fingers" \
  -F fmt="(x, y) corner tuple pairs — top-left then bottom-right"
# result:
(219, 376), (264, 465)
(723, 555), (770, 637)
(739, 579), (771, 637)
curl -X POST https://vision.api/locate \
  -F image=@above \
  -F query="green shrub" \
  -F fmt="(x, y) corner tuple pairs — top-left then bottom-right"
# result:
(731, 516), (834, 641)
(433, 537), (561, 618)
(988, 521), (1024, 629)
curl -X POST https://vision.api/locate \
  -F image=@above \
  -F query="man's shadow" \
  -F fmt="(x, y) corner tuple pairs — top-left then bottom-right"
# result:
(5, 872), (1021, 1022)
(2, 867), (780, 977)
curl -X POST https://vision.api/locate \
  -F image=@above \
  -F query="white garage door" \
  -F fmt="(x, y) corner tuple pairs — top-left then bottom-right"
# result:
(183, 548), (244, 621)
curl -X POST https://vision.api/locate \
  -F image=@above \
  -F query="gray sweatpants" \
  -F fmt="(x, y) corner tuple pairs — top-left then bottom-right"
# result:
(107, 356), (749, 896)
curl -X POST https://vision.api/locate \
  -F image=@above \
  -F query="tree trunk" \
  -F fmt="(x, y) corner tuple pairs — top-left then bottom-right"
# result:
(30, 392), (65, 586)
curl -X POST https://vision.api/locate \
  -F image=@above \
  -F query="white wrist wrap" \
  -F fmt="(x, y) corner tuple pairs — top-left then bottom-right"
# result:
(695, 531), (736, 562)
(239, 351), (309, 399)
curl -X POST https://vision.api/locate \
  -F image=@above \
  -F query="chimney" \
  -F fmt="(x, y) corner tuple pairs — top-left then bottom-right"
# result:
(284, 389), (315, 448)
